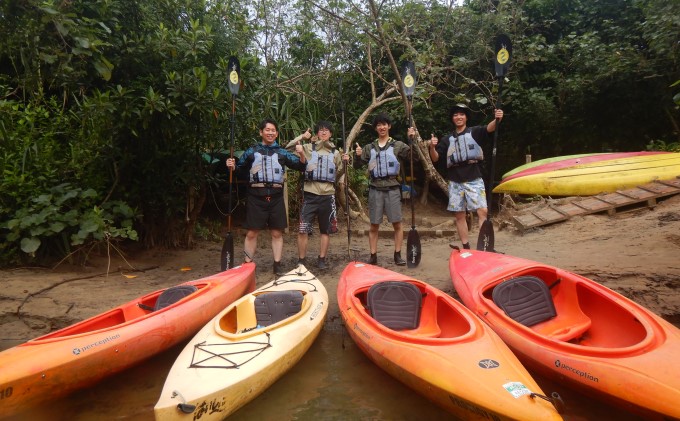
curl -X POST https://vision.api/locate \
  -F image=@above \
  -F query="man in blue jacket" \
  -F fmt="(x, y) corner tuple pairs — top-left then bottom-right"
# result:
(227, 119), (307, 275)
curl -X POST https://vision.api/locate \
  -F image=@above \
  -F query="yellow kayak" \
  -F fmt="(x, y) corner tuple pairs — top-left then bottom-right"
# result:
(154, 265), (328, 421)
(494, 153), (680, 196)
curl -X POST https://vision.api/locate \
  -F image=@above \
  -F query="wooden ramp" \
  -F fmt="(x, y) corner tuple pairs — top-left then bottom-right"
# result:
(512, 177), (680, 231)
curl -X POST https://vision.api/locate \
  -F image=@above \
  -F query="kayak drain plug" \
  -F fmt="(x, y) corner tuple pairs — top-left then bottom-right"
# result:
(530, 391), (565, 413)
(172, 390), (196, 414)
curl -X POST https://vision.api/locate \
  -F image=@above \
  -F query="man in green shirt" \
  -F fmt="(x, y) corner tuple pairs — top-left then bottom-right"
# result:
(353, 113), (413, 266)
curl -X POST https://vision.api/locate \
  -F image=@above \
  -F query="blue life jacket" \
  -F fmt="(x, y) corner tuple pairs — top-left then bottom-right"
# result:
(447, 131), (483, 167)
(306, 148), (336, 183)
(249, 147), (284, 184)
(368, 143), (400, 179)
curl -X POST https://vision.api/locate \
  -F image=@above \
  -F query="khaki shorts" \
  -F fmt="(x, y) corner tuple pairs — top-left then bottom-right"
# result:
(368, 187), (402, 224)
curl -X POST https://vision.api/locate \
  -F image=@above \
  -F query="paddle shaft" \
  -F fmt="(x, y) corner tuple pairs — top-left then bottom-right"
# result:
(221, 56), (241, 270)
(408, 98), (416, 229)
(228, 97), (235, 231)
(487, 78), (502, 212)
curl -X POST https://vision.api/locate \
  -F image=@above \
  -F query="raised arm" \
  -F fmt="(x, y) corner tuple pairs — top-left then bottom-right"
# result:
(485, 109), (504, 133)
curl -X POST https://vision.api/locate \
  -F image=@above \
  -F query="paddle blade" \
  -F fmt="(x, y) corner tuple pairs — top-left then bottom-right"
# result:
(406, 228), (421, 268)
(227, 56), (241, 96)
(494, 34), (512, 77)
(477, 219), (495, 252)
(220, 233), (234, 271)
(400, 61), (417, 97)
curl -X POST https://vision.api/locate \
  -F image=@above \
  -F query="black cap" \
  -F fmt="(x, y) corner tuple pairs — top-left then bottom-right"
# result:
(449, 103), (471, 120)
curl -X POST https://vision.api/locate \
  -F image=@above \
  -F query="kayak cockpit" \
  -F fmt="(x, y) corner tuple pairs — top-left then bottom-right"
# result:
(484, 267), (655, 353)
(217, 290), (309, 339)
(352, 281), (475, 341)
(29, 282), (207, 342)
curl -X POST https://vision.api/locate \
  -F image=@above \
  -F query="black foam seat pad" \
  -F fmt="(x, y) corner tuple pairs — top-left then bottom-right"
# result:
(154, 285), (199, 311)
(255, 290), (304, 327)
(367, 281), (422, 330)
(492, 276), (556, 326)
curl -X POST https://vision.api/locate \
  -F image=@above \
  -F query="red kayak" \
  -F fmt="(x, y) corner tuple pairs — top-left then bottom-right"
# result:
(449, 249), (680, 420)
(339, 262), (563, 420)
(501, 151), (667, 182)
(0, 263), (256, 418)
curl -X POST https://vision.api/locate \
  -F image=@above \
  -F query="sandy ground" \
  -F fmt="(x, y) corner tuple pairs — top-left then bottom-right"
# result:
(2, 193), (680, 347)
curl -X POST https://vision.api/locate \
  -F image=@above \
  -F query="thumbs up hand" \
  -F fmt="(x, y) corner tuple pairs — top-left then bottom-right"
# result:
(355, 142), (362, 157)
(302, 128), (312, 140)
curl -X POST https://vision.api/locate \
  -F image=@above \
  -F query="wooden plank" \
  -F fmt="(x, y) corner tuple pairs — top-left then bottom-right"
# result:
(554, 202), (588, 217)
(513, 207), (569, 231)
(559, 202), (588, 217)
(533, 208), (568, 222)
(596, 192), (638, 205)
(512, 214), (542, 230)
(511, 179), (680, 232)
(549, 204), (572, 217)
(657, 177), (680, 189)
(636, 183), (677, 195)
(616, 189), (654, 200)
(572, 197), (614, 212)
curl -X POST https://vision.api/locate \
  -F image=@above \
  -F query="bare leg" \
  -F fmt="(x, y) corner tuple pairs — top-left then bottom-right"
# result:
(476, 207), (488, 224)
(297, 232), (309, 259)
(369, 223), (380, 254)
(454, 211), (469, 244)
(271, 229), (284, 262)
(319, 234), (330, 258)
(244, 229), (259, 262)
(392, 221), (403, 253)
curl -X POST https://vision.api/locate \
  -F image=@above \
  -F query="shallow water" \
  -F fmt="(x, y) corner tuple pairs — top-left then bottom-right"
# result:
(4, 323), (648, 421)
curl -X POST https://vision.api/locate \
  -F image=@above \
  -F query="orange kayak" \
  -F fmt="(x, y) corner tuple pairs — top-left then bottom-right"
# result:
(449, 249), (680, 420)
(0, 263), (256, 418)
(338, 262), (563, 420)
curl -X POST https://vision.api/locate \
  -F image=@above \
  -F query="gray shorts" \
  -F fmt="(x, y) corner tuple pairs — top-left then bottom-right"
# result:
(447, 178), (487, 212)
(368, 187), (402, 224)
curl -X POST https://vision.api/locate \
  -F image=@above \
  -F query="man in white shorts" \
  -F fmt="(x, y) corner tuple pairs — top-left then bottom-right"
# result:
(422, 104), (503, 249)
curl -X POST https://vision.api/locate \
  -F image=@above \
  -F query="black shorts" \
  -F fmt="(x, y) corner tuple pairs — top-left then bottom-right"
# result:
(298, 192), (338, 235)
(245, 191), (288, 230)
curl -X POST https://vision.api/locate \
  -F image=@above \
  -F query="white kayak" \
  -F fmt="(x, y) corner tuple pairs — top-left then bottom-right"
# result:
(154, 265), (328, 421)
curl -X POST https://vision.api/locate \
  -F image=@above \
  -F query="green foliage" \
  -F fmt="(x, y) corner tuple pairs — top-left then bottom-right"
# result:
(646, 140), (680, 152)
(1, 183), (138, 265)
(1, 0), (679, 265)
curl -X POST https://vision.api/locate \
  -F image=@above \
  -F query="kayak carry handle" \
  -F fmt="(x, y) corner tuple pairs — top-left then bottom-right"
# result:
(171, 390), (196, 414)
(530, 391), (565, 413)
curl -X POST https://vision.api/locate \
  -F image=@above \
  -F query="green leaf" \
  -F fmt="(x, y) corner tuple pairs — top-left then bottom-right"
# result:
(80, 219), (101, 233)
(20, 237), (41, 254)
(39, 6), (59, 15)
(50, 221), (66, 233)
(94, 59), (113, 81)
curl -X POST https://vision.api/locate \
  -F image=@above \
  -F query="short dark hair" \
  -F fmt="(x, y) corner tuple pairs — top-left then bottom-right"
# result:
(314, 120), (334, 134)
(372, 113), (392, 128)
(258, 118), (278, 131)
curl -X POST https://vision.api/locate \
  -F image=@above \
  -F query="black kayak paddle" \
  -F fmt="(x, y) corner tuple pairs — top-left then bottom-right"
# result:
(477, 35), (511, 252)
(401, 61), (421, 268)
(221, 56), (241, 271)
